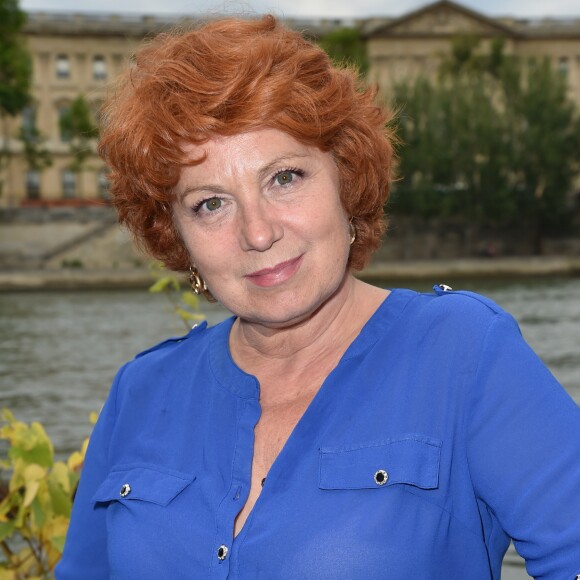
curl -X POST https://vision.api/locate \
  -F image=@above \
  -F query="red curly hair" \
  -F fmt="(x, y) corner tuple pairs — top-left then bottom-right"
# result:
(98, 15), (394, 272)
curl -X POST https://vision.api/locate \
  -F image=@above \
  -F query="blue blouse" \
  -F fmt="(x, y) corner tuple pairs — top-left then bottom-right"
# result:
(56, 287), (580, 579)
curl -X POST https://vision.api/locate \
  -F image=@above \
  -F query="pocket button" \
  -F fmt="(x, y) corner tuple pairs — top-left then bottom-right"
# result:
(119, 483), (131, 497)
(374, 470), (389, 486)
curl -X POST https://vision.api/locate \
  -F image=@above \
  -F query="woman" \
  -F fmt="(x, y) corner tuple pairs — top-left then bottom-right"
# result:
(57, 15), (580, 579)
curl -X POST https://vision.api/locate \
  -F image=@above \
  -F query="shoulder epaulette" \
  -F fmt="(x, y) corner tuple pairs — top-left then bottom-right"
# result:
(432, 284), (504, 315)
(134, 321), (208, 359)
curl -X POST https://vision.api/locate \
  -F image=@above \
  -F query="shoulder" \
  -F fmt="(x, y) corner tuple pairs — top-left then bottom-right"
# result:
(396, 284), (520, 345)
(134, 321), (210, 361)
(113, 317), (232, 397)
(413, 284), (509, 318)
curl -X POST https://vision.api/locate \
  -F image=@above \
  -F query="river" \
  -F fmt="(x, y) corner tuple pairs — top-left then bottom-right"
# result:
(1, 277), (579, 455)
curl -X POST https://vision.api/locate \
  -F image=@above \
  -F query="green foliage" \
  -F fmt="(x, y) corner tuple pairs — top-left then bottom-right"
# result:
(59, 95), (98, 175)
(60, 259), (83, 269)
(392, 36), (580, 251)
(0, 409), (93, 578)
(0, 0), (33, 198)
(0, 0), (31, 118)
(318, 27), (368, 74)
(149, 263), (205, 332)
(18, 127), (52, 172)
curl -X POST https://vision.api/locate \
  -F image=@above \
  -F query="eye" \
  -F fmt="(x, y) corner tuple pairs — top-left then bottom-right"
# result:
(275, 171), (294, 185)
(204, 198), (222, 211)
(193, 196), (223, 213)
(273, 168), (304, 186)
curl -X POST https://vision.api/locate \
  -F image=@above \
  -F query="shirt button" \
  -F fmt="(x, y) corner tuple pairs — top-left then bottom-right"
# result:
(438, 284), (453, 292)
(120, 483), (131, 497)
(374, 470), (388, 486)
(217, 545), (229, 560)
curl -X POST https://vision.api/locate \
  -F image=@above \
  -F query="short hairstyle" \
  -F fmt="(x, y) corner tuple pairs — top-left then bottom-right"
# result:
(99, 15), (394, 272)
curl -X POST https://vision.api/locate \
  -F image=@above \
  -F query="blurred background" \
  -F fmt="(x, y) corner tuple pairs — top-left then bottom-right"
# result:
(1, 0), (579, 577)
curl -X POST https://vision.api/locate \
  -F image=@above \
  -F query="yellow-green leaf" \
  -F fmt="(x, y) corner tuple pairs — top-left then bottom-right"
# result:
(50, 462), (70, 494)
(149, 276), (180, 293)
(1, 408), (15, 423)
(180, 292), (200, 309)
(22, 480), (40, 508)
(175, 308), (205, 321)
(8, 423), (53, 468)
(48, 479), (72, 517)
(50, 535), (66, 554)
(0, 521), (14, 542)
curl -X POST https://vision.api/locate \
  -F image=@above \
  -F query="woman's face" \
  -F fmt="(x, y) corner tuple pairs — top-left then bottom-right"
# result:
(172, 128), (352, 328)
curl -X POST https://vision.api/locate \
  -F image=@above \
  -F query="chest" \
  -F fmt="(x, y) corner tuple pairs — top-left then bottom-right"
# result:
(101, 336), (496, 578)
(234, 394), (316, 535)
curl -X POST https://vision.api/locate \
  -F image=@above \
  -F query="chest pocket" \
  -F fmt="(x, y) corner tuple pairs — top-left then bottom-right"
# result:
(318, 434), (441, 490)
(92, 464), (195, 506)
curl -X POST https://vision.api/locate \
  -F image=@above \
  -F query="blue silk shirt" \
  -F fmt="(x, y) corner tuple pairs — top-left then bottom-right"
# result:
(56, 287), (580, 579)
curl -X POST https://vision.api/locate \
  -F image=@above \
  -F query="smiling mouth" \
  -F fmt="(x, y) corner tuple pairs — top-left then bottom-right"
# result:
(245, 255), (304, 287)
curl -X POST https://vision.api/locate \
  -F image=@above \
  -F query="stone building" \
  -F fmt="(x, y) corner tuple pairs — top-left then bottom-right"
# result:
(365, 0), (580, 103)
(1, 11), (339, 208)
(1, 0), (579, 207)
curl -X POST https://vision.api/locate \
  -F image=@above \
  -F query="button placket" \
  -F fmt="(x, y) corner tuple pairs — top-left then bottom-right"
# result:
(217, 544), (229, 561)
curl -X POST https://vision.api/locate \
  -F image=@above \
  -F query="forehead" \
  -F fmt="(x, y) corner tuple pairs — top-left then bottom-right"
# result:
(183, 129), (325, 165)
(178, 128), (335, 182)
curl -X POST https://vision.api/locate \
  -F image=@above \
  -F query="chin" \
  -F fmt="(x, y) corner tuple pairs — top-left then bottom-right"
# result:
(237, 288), (337, 329)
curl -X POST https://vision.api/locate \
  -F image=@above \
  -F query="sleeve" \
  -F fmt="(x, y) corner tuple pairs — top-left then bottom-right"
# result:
(466, 312), (580, 579)
(55, 364), (127, 580)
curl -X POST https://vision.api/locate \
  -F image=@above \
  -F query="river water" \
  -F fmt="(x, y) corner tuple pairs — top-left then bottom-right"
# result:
(1, 277), (579, 455)
(1, 277), (579, 578)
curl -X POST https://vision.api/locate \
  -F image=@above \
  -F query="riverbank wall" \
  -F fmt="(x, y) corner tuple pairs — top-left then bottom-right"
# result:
(2, 207), (579, 291)
(2, 256), (580, 292)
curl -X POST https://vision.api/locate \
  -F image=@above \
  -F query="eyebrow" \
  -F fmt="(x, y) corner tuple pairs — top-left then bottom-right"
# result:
(256, 153), (310, 182)
(176, 152), (311, 201)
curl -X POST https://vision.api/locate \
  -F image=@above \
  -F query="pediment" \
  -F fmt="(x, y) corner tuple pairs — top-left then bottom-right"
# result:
(370, 1), (515, 38)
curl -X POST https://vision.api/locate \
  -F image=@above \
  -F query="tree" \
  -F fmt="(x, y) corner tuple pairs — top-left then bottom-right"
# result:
(392, 36), (580, 253)
(504, 58), (580, 253)
(19, 126), (52, 173)
(318, 27), (368, 74)
(0, 0), (32, 198)
(59, 95), (98, 196)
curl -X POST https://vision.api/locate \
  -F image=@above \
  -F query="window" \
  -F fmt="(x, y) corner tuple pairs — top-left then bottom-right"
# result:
(56, 54), (70, 79)
(97, 167), (110, 198)
(58, 103), (72, 142)
(92, 55), (107, 80)
(558, 57), (569, 78)
(26, 171), (41, 199)
(21, 106), (37, 138)
(62, 170), (76, 198)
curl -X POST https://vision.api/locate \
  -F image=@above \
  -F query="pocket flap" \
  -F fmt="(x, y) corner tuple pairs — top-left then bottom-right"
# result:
(92, 465), (195, 506)
(319, 434), (441, 490)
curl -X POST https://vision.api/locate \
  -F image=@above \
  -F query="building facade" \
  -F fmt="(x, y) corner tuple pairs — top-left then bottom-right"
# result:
(364, 1), (580, 103)
(1, 0), (579, 207)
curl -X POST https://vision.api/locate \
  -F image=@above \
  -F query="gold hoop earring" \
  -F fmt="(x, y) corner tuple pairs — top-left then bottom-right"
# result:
(189, 265), (208, 295)
(349, 220), (356, 245)
(188, 266), (217, 303)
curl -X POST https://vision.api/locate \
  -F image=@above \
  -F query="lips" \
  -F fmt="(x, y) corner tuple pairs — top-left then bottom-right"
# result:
(245, 255), (304, 288)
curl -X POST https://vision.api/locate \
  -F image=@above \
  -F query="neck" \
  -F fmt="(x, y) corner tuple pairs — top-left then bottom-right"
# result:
(229, 276), (388, 405)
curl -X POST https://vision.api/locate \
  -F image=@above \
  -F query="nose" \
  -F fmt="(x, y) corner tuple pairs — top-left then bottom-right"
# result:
(239, 199), (283, 252)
